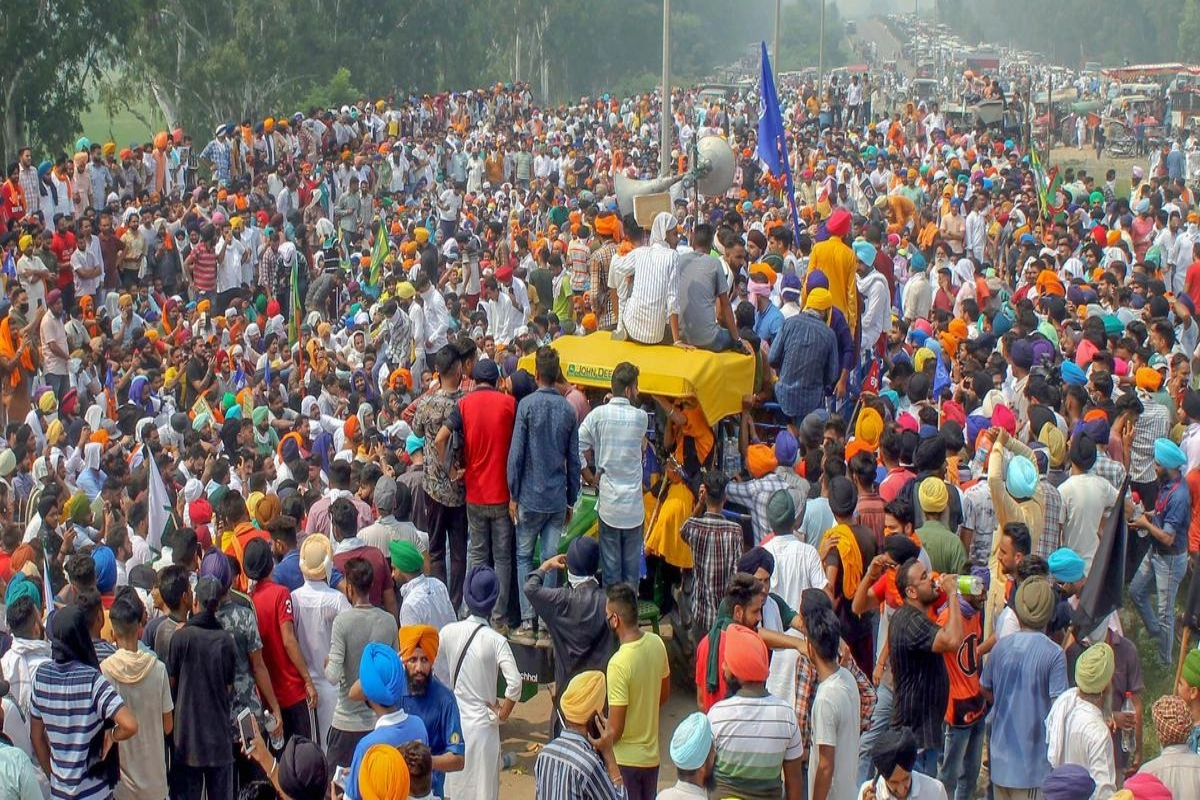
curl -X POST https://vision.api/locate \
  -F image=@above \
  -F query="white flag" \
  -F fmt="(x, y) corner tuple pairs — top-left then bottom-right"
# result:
(147, 454), (176, 553)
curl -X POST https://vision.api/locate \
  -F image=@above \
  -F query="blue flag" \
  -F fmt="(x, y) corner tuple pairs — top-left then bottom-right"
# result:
(754, 41), (801, 234)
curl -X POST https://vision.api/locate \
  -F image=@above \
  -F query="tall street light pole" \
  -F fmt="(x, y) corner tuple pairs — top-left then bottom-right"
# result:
(817, 0), (826, 96)
(660, 0), (672, 176)
(774, 0), (781, 76)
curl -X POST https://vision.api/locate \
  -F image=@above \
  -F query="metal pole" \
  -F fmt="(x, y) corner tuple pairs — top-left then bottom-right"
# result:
(660, 0), (672, 177)
(817, 0), (825, 98)
(774, 0), (781, 77)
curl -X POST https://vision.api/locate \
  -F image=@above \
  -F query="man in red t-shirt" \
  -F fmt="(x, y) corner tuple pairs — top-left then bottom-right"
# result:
(1184, 241), (1200, 311)
(243, 537), (316, 740)
(436, 359), (515, 627)
(49, 214), (77, 307)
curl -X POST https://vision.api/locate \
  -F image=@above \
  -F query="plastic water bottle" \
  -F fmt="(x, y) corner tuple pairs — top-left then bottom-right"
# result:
(1120, 692), (1136, 755)
(265, 712), (285, 751)
(957, 575), (983, 595)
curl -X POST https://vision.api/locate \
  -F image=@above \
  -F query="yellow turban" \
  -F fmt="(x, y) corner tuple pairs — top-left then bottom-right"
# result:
(46, 420), (64, 446)
(804, 287), (833, 312)
(913, 347), (935, 373)
(254, 494), (281, 527)
(38, 393), (57, 414)
(300, 533), (333, 581)
(17, 234), (32, 252)
(399, 625), (440, 663)
(358, 744), (410, 800)
(118, 294), (133, 309)
(246, 492), (265, 521)
(1074, 642), (1115, 694)
(197, 299), (212, 314)
(855, 408), (884, 449)
(918, 476), (948, 513)
(1037, 424), (1067, 469)
(414, 227), (430, 244)
(102, 141), (117, 156)
(559, 670), (607, 724)
(65, 492), (92, 524)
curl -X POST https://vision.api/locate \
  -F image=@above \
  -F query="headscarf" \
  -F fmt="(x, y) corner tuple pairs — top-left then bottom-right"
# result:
(818, 524), (864, 598)
(559, 670), (607, 724)
(464, 565), (500, 618)
(1073, 642), (1114, 694)
(50, 605), (99, 669)
(723, 623), (769, 682)
(1150, 694), (1193, 746)
(358, 744), (410, 800)
(398, 624), (440, 663)
(669, 712), (713, 771)
(358, 642), (407, 706)
(649, 211), (678, 246)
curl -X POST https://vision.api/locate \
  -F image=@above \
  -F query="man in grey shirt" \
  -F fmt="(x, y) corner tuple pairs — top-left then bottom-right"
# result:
(324, 556), (401, 768)
(677, 223), (746, 353)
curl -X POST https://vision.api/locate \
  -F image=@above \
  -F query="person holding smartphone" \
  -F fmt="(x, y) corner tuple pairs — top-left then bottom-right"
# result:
(534, 670), (624, 800)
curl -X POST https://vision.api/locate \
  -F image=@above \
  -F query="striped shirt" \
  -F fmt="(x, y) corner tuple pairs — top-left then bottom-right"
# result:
(768, 310), (840, 420)
(708, 692), (803, 800)
(577, 397), (648, 529)
(589, 242), (618, 329)
(609, 243), (680, 345)
(30, 660), (125, 800)
(534, 730), (626, 800)
(1130, 394), (1171, 483)
(189, 242), (218, 293)
(681, 514), (744, 633)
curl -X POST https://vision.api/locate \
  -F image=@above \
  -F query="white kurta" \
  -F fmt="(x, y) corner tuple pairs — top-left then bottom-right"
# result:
(439, 616), (522, 800)
(290, 580), (351, 750)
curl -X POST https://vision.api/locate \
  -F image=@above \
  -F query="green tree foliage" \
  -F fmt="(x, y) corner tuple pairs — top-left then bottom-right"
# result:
(22, 0), (845, 155)
(0, 0), (145, 161)
(938, 0), (1183, 67)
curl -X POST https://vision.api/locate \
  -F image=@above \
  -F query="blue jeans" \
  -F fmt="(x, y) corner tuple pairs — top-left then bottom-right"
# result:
(516, 508), (566, 623)
(939, 717), (985, 800)
(696, 328), (736, 353)
(598, 519), (643, 588)
(913, 746), (941, 779)
(1130, 549), (1189, 665)
(857, 681), (894, 786)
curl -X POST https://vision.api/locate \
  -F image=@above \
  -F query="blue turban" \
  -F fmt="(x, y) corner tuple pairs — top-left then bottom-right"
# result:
(908, 251), (927, 271)
(669, 712), (713, 771)
(852, 240), (877, 265)
(200, 549), (233, 591)
(404, 434), (425, 455)
(1154, 438), (1187, 471)
(774, 430), (799, 467)
(91, 545), (118, 593)
(909, 328), (930, 347)
(1060, 361), (1087, 386)
(5, 573), (41, 609)
(991, 311), (1013, 337)
(566, 536), (600, 577)
(1047, 548), (1086, 583)
(1005, 455), (1038, 500)
(358, 642), (407, 707)
(225, 405), (242, 420)
(1041, 763), (1095, 800)
(464, 566), (500, 618)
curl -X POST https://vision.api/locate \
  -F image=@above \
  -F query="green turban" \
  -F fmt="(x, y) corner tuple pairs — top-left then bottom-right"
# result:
(389, 540), (424, 574)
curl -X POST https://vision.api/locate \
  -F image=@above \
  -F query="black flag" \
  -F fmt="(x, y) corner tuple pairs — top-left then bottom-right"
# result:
(1071, 481), (1128, 636)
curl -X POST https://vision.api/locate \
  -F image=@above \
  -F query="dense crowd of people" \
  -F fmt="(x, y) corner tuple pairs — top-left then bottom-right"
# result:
(0, 60), (1199, 800)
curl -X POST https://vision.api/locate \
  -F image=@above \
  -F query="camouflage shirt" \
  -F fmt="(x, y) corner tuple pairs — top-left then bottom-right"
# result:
(411, 387), (465, 507)
(217, 594), (265, 729)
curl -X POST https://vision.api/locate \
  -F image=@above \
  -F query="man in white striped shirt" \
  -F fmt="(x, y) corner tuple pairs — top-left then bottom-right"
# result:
(610, 212), (685, 346)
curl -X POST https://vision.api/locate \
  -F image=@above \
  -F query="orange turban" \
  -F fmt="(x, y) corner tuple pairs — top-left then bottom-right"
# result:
(1135, 367), (1163, 392)
(10, 544), (36, 572)
(90, 430), (110, 447)
(594, 212), (620, 239)
(399, 625), (440, 663)
(1036, 270), (1065, 297)
(344, 415), (360, 439)
(723, 624), (769, 682)
(948, 318), (969, 341)
(254, 494), (281, 527)
(746, 443), (779, 479)
(358, 744), (410, 800)
(1083, 409), (1109, 424)
(855, 408), (884, 449)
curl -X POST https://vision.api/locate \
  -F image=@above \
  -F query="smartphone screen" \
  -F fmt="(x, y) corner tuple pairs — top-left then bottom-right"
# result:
(237, 709), (255, 751)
